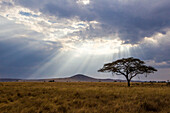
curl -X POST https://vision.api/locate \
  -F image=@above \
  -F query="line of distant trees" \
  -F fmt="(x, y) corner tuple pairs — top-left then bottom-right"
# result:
(147, 81), (169, 83)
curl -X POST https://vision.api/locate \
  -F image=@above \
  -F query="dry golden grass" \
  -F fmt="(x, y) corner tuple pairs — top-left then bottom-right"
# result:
(0, 82), (169, 113)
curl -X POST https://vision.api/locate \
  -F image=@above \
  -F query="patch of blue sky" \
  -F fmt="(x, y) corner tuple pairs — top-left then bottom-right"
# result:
(78, 24), (86, 26)
(48, 20), (56, 23)
(19, 11), (39, 17)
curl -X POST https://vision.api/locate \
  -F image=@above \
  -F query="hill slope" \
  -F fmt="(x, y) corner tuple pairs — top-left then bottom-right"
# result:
(0, 74), (126, 82)
(46, 74), (125, 82)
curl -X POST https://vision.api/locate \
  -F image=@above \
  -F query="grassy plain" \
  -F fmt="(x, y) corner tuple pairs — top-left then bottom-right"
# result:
(0, 82), (169, 113)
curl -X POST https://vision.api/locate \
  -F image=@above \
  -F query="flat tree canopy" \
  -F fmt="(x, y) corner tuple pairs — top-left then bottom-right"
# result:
(98, 57), (157, 86)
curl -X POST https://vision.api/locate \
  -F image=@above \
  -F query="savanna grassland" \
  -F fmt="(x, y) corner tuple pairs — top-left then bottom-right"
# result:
(0, 82), (169, 113)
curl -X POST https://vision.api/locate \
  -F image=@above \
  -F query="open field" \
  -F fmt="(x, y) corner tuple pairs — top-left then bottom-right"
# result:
(0, 82), (170, 113)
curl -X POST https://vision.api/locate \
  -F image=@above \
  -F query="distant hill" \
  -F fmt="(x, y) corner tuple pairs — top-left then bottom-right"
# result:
(43, 74), (116, 82)
(68, 74), (98, 82)
(0, 74), (127, 82)
(30, 74), (126, 82)
(0, 78), (21, 82)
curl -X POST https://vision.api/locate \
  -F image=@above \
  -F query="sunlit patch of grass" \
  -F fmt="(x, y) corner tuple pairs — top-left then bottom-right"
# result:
(0, 82), (169, 113)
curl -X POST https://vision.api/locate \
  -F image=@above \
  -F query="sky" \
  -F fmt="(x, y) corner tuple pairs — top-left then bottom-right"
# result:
(0, 0), (170, 81)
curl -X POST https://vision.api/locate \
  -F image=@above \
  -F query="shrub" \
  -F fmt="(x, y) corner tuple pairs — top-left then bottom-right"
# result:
(166, 82), (170, 86)
(48, 80), (55, 82)
(141, 101), (159, 112)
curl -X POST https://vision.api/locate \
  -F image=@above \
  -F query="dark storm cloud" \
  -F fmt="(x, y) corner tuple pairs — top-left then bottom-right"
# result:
(15, 0), (94, 21)
(14, 0), (170, 43)
(91, 0), (170, 43)
(1, 1), (13, 6)
(129, 38), (170, 68)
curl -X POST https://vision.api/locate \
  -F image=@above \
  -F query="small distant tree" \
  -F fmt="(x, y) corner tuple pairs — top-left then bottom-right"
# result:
(49, 80), (55, 82)
(98, 57), (157, 87)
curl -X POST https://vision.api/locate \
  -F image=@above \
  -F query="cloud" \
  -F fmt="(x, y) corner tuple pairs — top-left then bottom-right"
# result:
(2, 0), (170, 44)
(129, 30), (170, 68)
(12, 0), (170, 43)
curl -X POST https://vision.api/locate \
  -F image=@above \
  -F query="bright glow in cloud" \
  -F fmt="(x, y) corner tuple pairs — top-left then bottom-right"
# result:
(146, 60), (168, 67)
(60, 38), (133, 56)
(77, 0), (90, 5)
(142, 30), (170, 47)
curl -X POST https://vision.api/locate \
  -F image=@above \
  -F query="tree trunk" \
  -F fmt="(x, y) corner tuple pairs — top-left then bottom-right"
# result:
(127, 80), (130, 87)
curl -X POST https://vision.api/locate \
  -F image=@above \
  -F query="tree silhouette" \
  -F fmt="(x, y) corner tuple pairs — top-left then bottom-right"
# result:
(98, 57), (157, 87)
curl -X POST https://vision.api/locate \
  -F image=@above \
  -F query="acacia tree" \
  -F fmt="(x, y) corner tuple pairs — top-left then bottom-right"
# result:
(98, 57), (157, 87)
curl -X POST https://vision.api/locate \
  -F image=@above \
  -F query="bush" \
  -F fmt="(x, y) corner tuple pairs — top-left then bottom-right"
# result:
(166, 82), (170, 86)
(48, 80), (55, 82)
(141, 101), (159, 112)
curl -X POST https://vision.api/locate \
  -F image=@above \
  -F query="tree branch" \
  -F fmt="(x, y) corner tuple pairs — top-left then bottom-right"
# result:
(130, 73), (138, 80)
